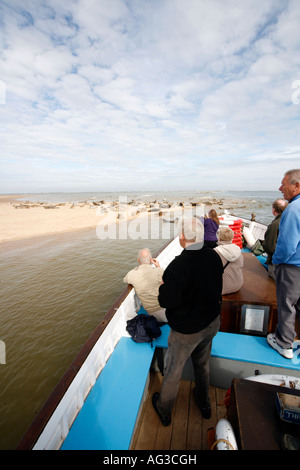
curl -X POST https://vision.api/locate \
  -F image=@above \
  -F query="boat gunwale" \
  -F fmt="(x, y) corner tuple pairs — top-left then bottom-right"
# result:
(16, 214), (265, 450)
(16, 237), (174, 450)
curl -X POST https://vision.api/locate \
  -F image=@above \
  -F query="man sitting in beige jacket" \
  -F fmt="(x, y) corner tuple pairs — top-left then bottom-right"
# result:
(123, 248), (167, 322)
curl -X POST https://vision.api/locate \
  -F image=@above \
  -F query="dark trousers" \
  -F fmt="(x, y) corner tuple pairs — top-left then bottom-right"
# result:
(275, 264), (300, 349)
(156, 316), (220, 416)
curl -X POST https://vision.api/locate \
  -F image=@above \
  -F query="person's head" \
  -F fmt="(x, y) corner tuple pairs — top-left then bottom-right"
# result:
(177, 217), (204, 248)
(279, 169), (300, 202)
(138, 248), (152, 264)
(208, 209), (220, 225)
(217, 226), (234, 244)
(272, 198), (288, 216)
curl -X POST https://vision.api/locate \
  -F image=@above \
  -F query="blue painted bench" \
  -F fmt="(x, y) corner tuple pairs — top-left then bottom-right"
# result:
(60, 248), (295, 450)
(61, 307), (169, 450)
(61, 337), (155, 450)
(61, 322), (299, 450)
(154, 328), (300, 371)
(211, 331), (300, 370)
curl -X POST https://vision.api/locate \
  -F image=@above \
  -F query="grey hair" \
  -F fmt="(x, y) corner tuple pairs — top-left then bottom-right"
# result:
(285, 169), (300, 185)
(138, 248), (152, 264)
(177, 217), (204, 243)
(217, 226), (234, 243)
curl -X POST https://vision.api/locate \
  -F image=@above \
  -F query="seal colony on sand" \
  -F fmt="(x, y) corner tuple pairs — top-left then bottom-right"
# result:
(0, 194), (253, 243)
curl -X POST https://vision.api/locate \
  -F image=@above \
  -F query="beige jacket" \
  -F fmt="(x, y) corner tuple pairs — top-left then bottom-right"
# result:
(123, 264), (164, 315)
(214, 243), (244, 295)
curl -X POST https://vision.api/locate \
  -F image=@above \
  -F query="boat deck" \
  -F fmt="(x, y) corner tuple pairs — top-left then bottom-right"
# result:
(131, 371), (227, 450)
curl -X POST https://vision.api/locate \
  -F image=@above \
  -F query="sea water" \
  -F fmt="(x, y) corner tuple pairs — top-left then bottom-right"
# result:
(0, 190), (282, 449)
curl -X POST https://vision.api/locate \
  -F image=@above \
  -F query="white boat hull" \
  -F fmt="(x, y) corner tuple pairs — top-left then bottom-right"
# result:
(19, 215), (299, 451)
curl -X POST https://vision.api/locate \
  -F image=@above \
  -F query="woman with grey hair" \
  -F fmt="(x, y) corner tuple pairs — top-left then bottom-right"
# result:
(214, 226), (244, 294)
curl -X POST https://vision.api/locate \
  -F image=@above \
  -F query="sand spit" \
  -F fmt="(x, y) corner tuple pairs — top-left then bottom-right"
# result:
(0, 194), (251, 243)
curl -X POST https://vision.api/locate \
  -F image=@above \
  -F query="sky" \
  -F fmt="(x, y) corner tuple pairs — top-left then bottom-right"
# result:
(0, 0), (300, 193)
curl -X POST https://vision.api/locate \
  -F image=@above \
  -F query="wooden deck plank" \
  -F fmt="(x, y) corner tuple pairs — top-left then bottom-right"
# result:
(201, 386), (217, 450)
(131, 373), (162, 450)
(186, 383), (203, 450)
(131, 372), (227, 451)
(216, 387), (228, 420)
(170, 380), (190, 450)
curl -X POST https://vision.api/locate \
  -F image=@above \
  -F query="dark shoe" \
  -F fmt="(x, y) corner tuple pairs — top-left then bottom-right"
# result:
(152, 393), (171, 426)
(193, 388), (211, 419)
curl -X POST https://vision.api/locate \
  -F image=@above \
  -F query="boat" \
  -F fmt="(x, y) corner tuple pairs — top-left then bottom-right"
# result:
(16, 213), (300, 451)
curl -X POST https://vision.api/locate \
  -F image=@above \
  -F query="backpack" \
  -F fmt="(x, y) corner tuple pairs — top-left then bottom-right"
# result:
(251, 239), (265, 256)
(126, 314), (162, 346)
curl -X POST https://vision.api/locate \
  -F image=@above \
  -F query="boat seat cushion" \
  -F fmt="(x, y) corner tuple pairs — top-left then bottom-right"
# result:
(61, 337), (155, 450)
(211, 331), (300, 370)
(156, 327), (299, 371)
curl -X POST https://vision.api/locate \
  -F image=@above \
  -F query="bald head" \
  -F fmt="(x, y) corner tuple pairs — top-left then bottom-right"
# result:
(272, 198), (288, 215)
(138, 248), (152, 264)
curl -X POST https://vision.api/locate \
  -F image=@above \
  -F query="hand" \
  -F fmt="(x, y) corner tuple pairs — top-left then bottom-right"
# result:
(151, 258), (160, 268)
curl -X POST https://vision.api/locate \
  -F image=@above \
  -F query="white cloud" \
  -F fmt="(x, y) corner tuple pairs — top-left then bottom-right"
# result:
(0, 0), (300, 193)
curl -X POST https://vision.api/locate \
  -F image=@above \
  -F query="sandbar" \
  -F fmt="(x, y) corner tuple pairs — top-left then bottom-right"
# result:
(0, 194), (247, 244)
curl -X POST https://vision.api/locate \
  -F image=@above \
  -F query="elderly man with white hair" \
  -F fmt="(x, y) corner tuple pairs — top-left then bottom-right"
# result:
(152, 217), (223, 425)
(267, 169), (300, 359)
(123, 247), (167, 322)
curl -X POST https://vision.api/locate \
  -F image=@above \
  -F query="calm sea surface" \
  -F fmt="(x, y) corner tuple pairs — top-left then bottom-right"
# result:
(0, 190), (281, 449)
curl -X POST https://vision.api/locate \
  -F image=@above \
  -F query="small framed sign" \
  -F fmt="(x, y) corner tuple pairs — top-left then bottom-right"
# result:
(240, 304), (270, 336)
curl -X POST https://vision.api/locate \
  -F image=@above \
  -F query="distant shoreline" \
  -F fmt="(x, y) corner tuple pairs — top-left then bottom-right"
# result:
(0, 194), (28, 203)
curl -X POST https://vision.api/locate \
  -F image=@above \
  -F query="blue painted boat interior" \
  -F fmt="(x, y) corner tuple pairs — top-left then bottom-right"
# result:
(61, 337), (155, 450)
(61, 251), (299, 450)
(61, 321), (299, 450)
(212, 332), (300, 370)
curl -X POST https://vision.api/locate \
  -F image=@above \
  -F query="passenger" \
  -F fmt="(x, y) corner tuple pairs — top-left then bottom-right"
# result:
(123, 248), (167, 323)
(262, 198), (288, 280)
(267, 169), (300, 359)
(204, 209), (220, 248)
(214, 226), (244, 294)
(152, 217), (223, 425)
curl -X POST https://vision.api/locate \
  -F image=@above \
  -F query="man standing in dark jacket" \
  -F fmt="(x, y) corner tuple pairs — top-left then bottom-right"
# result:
(262, 198), (287, 280)
(152, 217), (223, 425)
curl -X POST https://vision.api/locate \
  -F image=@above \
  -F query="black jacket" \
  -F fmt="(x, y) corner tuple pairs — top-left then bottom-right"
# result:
(158, 246), (223, 334)
(262, 214), (282, 265)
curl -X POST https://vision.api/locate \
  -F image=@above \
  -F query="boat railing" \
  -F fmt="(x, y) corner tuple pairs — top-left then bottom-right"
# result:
(31, 286), (137, 450)
(156, 236), (183, 269)
(18, 236), (181, 450)
(18, 221), (265, 450)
